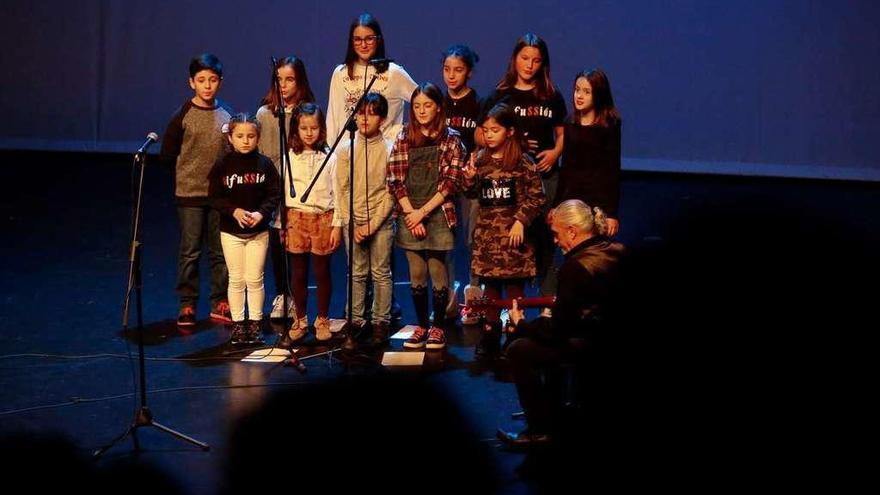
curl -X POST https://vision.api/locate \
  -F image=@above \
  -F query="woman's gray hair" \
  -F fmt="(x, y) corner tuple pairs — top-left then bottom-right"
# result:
(553, 199), (608, 236)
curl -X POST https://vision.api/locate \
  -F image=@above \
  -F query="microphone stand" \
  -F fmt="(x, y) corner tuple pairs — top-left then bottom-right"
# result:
(301, 69), (383, 357)
(94, 148), (208, 457)
(270, 57), (296, 349)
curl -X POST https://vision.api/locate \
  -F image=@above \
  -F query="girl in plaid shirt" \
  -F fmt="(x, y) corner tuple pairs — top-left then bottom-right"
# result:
(386, 82), (465, 350)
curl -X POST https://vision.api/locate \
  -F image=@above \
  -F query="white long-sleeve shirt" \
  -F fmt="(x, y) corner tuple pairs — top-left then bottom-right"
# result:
(284, 149), (342, 227)
(334, 133), (394, 233)
(325, 62), (417, 146)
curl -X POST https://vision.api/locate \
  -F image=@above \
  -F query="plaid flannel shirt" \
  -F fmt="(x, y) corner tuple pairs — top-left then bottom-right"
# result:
(386, 127), (465, 228)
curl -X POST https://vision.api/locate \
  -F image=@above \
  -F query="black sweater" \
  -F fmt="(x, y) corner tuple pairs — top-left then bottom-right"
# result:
(555, 122), (621, 217)
(208, 151), (281, 236)
(514, 235), (625, 345)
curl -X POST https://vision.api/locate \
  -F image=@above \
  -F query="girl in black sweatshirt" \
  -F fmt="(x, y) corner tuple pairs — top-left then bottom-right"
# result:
(209, 114), (281, 344)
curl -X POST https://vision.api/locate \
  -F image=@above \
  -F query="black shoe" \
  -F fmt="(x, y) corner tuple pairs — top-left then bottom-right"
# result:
(369, 321), (390, 347)
(496, 428), (552, 450)
(390, 300), (402, 323)
(245, 320), (264, 344)
(475, 322), (502, 357)
(275, 331), (293, 349)
(229, 322), (247, 345)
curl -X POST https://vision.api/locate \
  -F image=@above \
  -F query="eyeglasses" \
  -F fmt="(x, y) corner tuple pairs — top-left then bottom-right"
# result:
(352, 35), (380, 46)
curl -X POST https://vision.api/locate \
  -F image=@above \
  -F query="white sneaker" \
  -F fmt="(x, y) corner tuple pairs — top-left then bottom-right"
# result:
(462, 284), (483, 325)
(270, 295), (296, 320)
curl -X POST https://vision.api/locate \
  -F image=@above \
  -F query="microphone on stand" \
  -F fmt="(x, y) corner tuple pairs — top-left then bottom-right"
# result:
(137, 132), (159, 154)
(368, 58), (394, 73)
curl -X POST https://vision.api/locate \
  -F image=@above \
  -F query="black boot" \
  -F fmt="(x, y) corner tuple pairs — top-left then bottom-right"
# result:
(369, 321), (389, 347)
(475, 321), (502, 357)
(432, 287), (450, 330)
(411, 285), (430, 329)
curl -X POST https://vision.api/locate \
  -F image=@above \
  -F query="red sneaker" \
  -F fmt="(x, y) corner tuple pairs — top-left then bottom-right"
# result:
(210, 301), (232, 323)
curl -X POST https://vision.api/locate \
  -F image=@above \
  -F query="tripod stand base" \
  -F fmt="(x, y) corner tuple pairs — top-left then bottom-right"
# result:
(93, 406), (209, 458)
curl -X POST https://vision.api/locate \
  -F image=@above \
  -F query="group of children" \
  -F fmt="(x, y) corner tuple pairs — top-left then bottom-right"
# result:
(160, 12), (622, 355)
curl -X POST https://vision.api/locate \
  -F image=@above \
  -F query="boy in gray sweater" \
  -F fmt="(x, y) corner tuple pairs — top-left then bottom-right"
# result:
(160, 53), (234, 326)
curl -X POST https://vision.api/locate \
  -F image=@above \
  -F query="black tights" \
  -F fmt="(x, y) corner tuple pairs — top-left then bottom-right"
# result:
(290, 253), (332, 318)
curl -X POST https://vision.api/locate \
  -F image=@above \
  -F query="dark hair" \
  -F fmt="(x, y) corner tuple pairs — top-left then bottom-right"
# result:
(572, 68), (621, 128)
(360, 92), (389, 119)
(260, 56), (316, 113)
(227, 113), (261, 136)
(477, 103), (522, 171)
(288, 102), (328, 154)
(441, 44), (480, 70)
(496, 33), (556, 99)
(344, 13), (385, 79)
(189, 53), (223, 78)
(406, 83), (447, 147)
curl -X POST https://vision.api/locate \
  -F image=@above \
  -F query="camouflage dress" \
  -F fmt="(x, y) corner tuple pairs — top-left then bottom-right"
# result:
(465, 153), (545, 278)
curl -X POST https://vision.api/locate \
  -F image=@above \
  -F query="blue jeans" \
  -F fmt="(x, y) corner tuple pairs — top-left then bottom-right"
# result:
(177, 206), (228, 307)
(343, 219), (393, 325)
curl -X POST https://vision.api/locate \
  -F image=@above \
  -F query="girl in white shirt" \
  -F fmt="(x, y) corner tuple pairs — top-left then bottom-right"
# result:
(326, 12), (417, 145)
(279, 103), (342, 344)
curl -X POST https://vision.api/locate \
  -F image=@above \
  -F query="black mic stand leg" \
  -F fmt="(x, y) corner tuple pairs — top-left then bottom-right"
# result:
(94, 152), (209, 458)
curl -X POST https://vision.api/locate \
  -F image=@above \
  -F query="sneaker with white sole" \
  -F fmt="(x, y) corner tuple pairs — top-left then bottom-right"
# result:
(270, 295), (296, 320)
(403, 326), (429, 349)
(462, 284), (483, 325)
(426, 326), (446, 350)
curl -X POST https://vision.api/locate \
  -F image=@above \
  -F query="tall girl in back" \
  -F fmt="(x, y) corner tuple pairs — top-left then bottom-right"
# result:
(554, 69), (622, 236)
(255, 56), (316, 320)
(326, 12), (417, 144)
(478, 33), (566, 305)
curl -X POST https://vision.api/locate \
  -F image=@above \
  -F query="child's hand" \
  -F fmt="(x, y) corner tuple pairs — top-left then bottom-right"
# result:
(535, 148), (559, 172)
(508, 298), (524, 327)
(508, 220), (524, 248)
(354, 224), (373, 243)
(606, 218), (620, 237)
(246, 211), (263, 227)
(524, 132), (539, 154)
(462, 152), (477, 179)
(410, 223), (427, 239)
(405, 208), (426, 230)
(233, 208), (250, 228)
(329, 226), (342, 251)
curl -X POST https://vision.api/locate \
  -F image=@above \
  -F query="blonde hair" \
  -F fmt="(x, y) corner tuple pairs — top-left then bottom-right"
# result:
(553, 199), (608, 236)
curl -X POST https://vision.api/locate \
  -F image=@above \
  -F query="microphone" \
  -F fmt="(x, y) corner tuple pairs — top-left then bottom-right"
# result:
(284, 353), (307, 374)
(368, 58), (394, 73)
(137, 132), (159, 153)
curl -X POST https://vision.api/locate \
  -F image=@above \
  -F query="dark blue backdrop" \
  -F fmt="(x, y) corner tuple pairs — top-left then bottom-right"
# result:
(1, 0), (878, 180)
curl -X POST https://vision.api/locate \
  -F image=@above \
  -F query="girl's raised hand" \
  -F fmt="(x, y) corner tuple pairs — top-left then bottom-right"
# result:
(606, 218), (620, 237)
(508, 220), (524, 248)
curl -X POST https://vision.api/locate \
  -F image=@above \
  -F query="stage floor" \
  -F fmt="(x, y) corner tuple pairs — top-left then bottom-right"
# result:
(1, 150), (876, 493)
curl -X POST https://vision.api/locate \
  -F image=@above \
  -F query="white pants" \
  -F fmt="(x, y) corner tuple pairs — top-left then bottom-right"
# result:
(220, 230), (269, 322)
